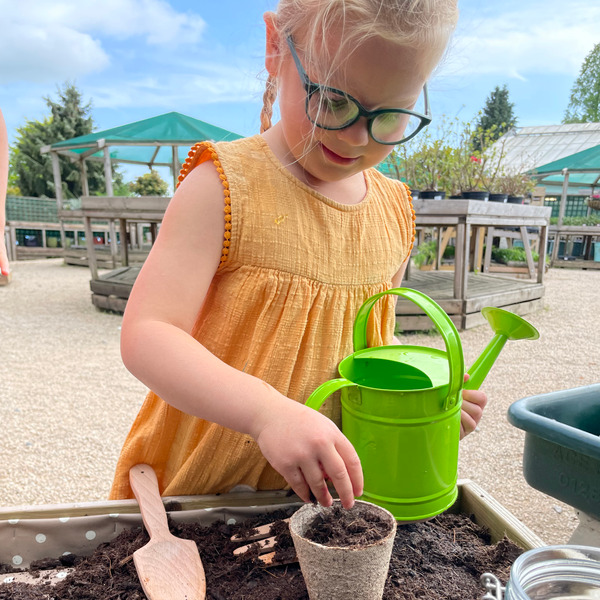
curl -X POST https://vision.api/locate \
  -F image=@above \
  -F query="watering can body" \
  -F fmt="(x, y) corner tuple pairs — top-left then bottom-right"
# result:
(305, 288), (540, 521)
(306, 288), (465, 521)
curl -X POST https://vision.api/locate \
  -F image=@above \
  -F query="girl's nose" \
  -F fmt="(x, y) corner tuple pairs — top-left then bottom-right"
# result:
(335, 117), (370, 147)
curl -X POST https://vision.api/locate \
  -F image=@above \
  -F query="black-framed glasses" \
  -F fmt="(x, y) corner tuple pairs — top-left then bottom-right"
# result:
(286, 36), (431, 145)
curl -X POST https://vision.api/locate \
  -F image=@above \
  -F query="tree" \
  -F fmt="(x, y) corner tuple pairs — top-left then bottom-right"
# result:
(473, 85), (516, 151)
(128, 170), (169, 196)
(563, 43), (600, 123)
(10, 83), (109, 198)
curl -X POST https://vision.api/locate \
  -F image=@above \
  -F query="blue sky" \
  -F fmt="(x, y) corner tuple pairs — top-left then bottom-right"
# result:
(1, 0), (598, 183)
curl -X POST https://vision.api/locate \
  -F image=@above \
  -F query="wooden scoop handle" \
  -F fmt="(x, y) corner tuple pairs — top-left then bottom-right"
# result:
(129, 464), (171, 542)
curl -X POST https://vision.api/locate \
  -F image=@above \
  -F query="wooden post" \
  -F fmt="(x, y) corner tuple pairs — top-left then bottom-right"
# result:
(137, 223), (144, 248)
(557, 168), (569, 228)
(109, 220), (118, 268)
(80, 159), (90, 197)
(119, 219), (129, 267)
(537, 224), (548, 284)
(103, 146), (114, 197)
(433, 227), (442, 271)
(172, 145), (180, 192)
(520, 226), (536, 279)
(454, 220), (470, 301)
(83, 215), (98, 280)
(473, 227), (486, 273)
(50, 152), (67, 249)
(483, 227), (494, 273)
(549, 169), (569, 268)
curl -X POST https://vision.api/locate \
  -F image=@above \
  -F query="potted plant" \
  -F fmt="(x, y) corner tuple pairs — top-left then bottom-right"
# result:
(495, 170), (537, 204)
(393, 117), (458, 200)
(479, 126), (510, 202)
(388, 145), (420, 199)
(454, 122), (489, 200)
(586, 192), (600, 211)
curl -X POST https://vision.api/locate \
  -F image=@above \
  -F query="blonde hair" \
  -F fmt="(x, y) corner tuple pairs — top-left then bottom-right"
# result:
(260, 0), (458, 133)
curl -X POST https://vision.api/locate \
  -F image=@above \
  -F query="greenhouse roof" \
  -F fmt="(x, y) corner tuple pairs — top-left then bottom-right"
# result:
(492, 123), (600, 174)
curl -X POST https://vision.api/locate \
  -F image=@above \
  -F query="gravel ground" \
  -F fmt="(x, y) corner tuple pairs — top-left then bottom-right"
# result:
(1, 258), (598, 545)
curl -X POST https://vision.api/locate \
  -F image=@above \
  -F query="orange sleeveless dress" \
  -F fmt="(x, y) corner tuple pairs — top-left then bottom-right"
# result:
(109, 135), (415, 499)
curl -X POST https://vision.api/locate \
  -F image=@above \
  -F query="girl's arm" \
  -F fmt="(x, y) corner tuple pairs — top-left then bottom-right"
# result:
(0, 109), (9, 276)
(120, 162), (363, 508)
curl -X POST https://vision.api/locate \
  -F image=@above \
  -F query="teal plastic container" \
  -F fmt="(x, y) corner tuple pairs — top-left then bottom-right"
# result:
(508, 384), (600, 519)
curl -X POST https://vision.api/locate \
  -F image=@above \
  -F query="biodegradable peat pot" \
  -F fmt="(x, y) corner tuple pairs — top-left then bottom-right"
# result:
(290, 500), (396, 600)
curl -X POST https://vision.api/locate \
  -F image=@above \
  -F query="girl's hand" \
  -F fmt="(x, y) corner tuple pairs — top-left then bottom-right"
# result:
(0, 238), (9, 277)
(460, 374), (487, 439)
(252, 392), (363, 509)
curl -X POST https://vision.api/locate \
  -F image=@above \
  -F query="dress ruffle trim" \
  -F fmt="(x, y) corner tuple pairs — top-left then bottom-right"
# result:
(178, 141), (232, 266)
(402, 182), (416, 255)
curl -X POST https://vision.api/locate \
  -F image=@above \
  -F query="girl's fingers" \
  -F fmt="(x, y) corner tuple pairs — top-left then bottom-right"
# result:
(0, 248), (9, 276)
(460, 410), (477, 439)
(285, 467), (312, 504)
(460, 393), (487, 438)
(299, 459), (333, 507)
(336, 437), (364, 499)
(315, 439), (363, 509)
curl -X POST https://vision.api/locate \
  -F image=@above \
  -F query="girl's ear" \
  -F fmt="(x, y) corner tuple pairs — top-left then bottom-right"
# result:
(264, 11), (281, 76)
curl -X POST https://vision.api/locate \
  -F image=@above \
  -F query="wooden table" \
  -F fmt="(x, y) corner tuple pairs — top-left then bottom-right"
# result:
(410, 200), (552, 301)
(548, 225), (600, 268)
(76, 196), (170, 280)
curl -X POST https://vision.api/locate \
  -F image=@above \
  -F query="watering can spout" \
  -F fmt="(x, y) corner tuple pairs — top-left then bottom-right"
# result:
(465, 307), (540, 391)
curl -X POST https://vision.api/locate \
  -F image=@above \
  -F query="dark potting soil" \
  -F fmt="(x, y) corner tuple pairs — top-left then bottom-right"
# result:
(0, 508), (522, 600)
(303, 503), (394, 548)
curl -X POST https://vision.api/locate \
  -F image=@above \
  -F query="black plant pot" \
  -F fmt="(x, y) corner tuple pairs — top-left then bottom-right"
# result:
(420, 190), (446, 200)
(489, 193), (508, 203)
(461, 191), (489, 201)
(507, 196), (524, 204)
(410, 189), (420, 200)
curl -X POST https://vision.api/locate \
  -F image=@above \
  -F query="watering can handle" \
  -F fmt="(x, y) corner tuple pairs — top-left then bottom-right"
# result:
(304, 378), (356, 411)
(353, 288), (464, 410)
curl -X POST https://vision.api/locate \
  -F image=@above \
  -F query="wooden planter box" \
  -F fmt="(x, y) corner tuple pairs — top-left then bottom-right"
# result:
(1, 479), (544, 585)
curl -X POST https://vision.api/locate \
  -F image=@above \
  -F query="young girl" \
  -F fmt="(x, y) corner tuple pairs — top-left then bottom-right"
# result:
(0, 108), (10, 277)
(110, 0), (487, 509)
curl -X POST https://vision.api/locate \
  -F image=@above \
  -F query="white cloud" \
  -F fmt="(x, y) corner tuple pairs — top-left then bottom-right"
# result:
(0, 0), (206, 83)
(0, 22), (109, 83)
(88, 65), (265, 109)
(445, 2), (600, 80)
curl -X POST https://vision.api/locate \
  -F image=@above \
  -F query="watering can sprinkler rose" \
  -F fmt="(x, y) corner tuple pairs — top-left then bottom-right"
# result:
(305, 288), (539, 521)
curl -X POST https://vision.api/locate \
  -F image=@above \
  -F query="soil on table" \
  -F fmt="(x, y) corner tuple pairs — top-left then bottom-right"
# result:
(0, 508), (522, 600)
(303, 503), (393, 548)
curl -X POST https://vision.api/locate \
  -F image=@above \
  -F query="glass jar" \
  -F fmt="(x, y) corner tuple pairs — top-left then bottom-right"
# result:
(504, 545), (600, 600)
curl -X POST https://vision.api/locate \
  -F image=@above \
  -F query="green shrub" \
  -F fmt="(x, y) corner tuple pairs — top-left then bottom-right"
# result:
(413, 240), (437, 267)
(550, 216), (600, 226)
(491, 246), (539, 264)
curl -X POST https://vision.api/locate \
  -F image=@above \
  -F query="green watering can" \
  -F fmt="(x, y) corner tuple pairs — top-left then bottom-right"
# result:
(305, 288), (539, 521)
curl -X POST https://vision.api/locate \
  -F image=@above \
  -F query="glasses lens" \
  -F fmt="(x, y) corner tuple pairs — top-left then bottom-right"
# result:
(372, 112), (424, 144)
(306, 88), (359, 129)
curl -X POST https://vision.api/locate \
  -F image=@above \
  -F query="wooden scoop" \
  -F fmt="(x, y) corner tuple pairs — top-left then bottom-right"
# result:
(129, 464), (206, 600)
